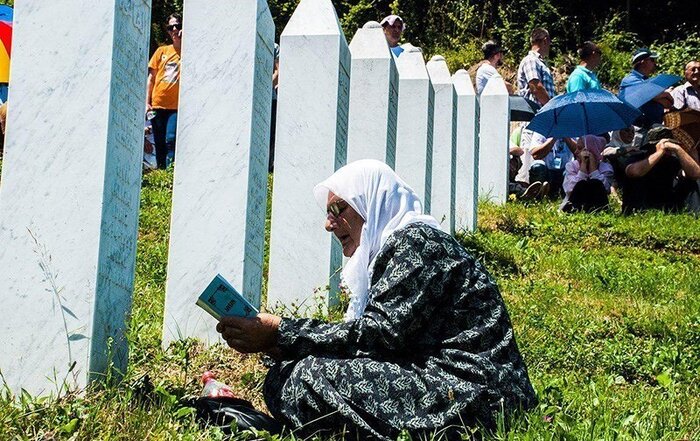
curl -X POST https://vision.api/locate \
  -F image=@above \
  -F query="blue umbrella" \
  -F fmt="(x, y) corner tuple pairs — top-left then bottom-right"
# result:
(0, 5), (11, 23)
(618, 73), (682, 108)
(526, 89), (641, 138)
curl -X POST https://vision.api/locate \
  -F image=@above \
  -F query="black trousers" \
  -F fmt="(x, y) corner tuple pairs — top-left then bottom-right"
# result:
(565, 179), (609, 212)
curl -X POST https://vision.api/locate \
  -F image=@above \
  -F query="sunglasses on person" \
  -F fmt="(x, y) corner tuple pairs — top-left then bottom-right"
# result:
(167, 23), (182, 31)
(327, 200), (350, 218)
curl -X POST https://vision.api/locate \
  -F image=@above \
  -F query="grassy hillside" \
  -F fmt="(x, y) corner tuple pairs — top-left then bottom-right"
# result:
(1, 168), (699, 440)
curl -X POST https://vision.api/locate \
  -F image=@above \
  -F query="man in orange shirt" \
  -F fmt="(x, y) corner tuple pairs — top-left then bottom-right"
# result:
(146, 13), (182, 169)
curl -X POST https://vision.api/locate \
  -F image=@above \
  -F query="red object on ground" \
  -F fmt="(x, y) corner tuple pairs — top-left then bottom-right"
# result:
(201, 371), (237, 398)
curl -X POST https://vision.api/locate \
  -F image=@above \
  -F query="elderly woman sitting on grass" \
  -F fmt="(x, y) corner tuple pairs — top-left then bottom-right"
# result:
(216, 159), (536, 439)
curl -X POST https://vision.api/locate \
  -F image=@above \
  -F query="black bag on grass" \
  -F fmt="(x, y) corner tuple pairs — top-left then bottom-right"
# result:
(185, 396), (283, 435)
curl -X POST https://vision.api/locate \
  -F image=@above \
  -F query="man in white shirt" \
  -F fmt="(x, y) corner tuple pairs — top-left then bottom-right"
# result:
(671, 60), (700, 111)
(476, 41), (513, 95)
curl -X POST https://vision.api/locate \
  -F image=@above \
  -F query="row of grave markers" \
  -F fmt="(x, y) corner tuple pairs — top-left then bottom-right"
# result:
(0, 0), (510, 396)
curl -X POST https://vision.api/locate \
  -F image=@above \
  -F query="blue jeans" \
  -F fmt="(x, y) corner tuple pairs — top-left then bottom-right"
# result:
(151, 109), (178, 169)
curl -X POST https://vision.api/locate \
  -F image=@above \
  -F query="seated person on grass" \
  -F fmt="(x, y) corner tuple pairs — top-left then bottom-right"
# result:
(509, 124), (547, 200)
(216, 160), (537, 440)
(523, 129), (577, 199)
(561, 135), (614, 212)
(620, 127), (700, 214)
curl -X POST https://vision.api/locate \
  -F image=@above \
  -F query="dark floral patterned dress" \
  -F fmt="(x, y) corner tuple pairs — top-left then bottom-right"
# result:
(263, 224), (536, 439)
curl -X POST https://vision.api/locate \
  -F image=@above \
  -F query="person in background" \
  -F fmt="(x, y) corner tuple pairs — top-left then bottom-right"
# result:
(619, 48), (674, 128)
(566, 41), (602, 93)
(269, 43), (280, 173)
(561, 135), (613, 212)
(475, 40), (514, 95)
(380, 15), (405, 57)
(517, 28), (555, 107)
(146, 13), (182, 169)
(525, 129), (577, 198)
(509, 124), (547, 200)
(620, 127), (700, 213)
(671, 60), (700, 111)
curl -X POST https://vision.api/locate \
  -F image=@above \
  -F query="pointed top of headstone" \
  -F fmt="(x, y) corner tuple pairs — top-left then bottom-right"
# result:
(482, 74), (508, 96)
(349, 21), (393, 59)
(400, 43), (422, 54)
(452, 69), (475, 95)
(395, 44), (428, 80)
(426, 54), (451, 84)
(362, 20), (382, 29)
(282, 0), (346, 38)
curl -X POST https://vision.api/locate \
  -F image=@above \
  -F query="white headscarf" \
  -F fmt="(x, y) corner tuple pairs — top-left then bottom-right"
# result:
(608, 127), (643, 151)
(313, 160), (441, 321)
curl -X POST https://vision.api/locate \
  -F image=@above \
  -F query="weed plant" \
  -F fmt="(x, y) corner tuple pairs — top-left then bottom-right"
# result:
(1, 168), (699, 440)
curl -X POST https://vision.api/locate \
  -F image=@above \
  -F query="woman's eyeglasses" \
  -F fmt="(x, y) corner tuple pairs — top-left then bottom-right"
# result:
(167, 23), (182, 31)
(327, 200), (349, 218)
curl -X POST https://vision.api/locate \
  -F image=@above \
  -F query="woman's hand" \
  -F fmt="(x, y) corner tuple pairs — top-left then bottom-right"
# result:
(216, 313), (282, 354)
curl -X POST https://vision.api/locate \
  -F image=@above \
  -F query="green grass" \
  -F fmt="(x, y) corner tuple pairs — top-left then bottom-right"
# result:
(1, 168), (699, 440)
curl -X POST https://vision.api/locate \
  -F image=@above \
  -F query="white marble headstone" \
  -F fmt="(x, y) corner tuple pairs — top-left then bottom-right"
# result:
(346, 21), (398, 167)
(162, 0), (274, 345)
(267, 0), (349, 314)
(452, 69), (479, 232)
(425, 55), (457, 234)
(0, 0), (150, 395)
(478, 75), (510, 204)
(394, 44), (434, 212)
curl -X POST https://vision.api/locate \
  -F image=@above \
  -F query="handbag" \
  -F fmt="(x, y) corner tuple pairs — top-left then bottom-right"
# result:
(184, 396), (283, 435)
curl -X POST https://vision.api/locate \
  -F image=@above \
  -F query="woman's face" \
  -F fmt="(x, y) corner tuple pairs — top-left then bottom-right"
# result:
(619, 127), (635, 144)
(325, 192), (365, 257)
(167, 17), (182, 42)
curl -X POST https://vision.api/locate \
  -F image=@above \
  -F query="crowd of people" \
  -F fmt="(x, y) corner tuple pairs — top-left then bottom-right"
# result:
(142, 14), (699, 216)
(478, 28), (700, 214)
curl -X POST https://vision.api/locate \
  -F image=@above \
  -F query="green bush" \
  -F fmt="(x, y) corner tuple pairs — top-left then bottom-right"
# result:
(593, 14), (639, 90)
(652, 34), (700, 78)
(429, 41), (483, 73)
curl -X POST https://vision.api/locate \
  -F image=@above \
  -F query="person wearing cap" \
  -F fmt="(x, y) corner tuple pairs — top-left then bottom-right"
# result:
(380, 15), (405, 57)
(620, 127), (700, 213)
(566, 41), (603, 93)
(475, 41), (514, 95)
(517, 28), (556, 106)
(619, 48), (674, 128)
(671, 60), (700, 111)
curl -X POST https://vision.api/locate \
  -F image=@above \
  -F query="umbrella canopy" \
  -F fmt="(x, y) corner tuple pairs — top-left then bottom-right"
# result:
(526, 89), (641, 138)
(0, 5), (12, 22)
(0, 5), (11, 84)
(664, 109), (700, 151)
(509, 95), (539, 122)
(618, 74), (682, 109)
